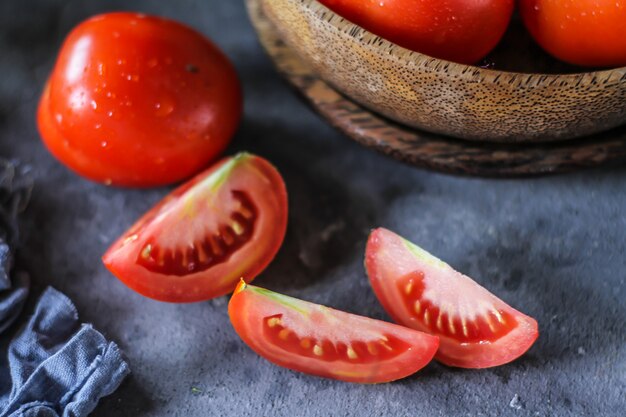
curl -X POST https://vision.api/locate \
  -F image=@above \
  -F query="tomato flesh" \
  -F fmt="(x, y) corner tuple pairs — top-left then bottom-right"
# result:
(38, 12), (242, 186)
(137, 190), (258, 276)
(228, 281), (439, 383)
(318, 0), (515, 64)
(263, 314), (413, 364)
(365, 228), (538, 369)
(519, 0), (626, 67)
(398, 271), (517, 344)
(102, 153), (288, 302)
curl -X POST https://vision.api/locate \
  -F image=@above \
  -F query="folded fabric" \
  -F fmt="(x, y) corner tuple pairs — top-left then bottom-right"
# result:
(0, 287), (130, 417)
(0, 159), (129, 415)
(0, 274), (28, 335)
(0, 160), (32, 332)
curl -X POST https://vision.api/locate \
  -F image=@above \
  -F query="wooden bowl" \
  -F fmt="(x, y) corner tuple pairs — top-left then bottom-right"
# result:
(260, 0), (626, 143)
(246, 0), (626, 176)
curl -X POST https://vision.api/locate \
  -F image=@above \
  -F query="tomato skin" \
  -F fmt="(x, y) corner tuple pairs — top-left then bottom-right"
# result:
(102, 153), (287, 302)
(519, 0), (626, 67)
(365, 228), (539, 369)
(318, 0), (515, 64)
(228, 281), (439, 383)
(38, 12), (242, 187)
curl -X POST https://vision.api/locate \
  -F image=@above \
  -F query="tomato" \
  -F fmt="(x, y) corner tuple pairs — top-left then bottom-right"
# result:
(228, 280), (439, 383)
(318, 0), (514, 64)
(365, 228), (538, 369)
(102, 153), (287, 302)
(37, 12), (242, 187)
(519, 0), (626, 67)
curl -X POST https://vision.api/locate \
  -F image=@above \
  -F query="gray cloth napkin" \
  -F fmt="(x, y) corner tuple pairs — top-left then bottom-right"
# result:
(0, 287), (130, 417)
(0, 160), (31, 333)
(0, 159), (129, 416)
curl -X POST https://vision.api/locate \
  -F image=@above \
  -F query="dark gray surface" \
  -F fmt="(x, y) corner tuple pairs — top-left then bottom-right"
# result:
(0, 1), (625, 416)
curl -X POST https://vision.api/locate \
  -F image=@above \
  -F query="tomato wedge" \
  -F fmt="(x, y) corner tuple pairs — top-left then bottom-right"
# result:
(365, 228), (538, 369)
(103, 153), (288, 302)
(228, 281), (439, 383)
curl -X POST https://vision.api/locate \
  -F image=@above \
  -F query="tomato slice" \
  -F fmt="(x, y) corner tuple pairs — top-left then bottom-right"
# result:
(102, 153), (288, 302)
(228, 281), (439, 383)
(365, 228), (538, 369)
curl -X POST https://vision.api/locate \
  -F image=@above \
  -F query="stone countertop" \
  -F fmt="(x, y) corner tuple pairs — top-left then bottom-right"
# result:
(0, 0), (624, 416)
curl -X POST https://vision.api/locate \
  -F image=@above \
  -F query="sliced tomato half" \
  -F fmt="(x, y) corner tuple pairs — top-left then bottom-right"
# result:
(103, 153), (288, 302)
(228, 281), (439, 383)
(365, 228), (538, 369)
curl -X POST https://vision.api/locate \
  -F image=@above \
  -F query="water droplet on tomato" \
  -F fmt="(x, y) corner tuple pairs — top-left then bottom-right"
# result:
(101, 141), (108, 148)
(90, 100), (98, 110)
(55, 113), (63, 124)
(154, 97), (175, 117)
(147, 58), (158, 68)
(97, 62), (106, 76)
(94, 123), (102, 129)
(104, 178), (112, 186)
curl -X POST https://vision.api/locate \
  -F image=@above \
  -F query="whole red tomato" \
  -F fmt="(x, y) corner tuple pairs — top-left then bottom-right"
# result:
(318, 0), (515, 64)
(519, 0), (626, 67)
(38, 13), (242, 187)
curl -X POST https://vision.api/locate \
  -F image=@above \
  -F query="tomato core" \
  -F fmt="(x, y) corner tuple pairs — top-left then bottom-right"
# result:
(263, 314), (411, 364)
(399, 271), (517, 343)
(137, 190), (258, 276)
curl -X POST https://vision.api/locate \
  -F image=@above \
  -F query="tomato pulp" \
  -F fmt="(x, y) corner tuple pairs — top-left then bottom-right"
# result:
(318, 0), (515, 64)
(103, 153), (288, 302)
(229, 281), (439, 383)
(365, 228), (538, 368)
(38, 12), (242, 186)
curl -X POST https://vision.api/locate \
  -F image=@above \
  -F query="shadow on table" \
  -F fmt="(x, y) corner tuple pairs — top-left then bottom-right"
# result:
(464, 220), (625, 376)
(92, 374), (156, 417)
(227, 117), (386, 294)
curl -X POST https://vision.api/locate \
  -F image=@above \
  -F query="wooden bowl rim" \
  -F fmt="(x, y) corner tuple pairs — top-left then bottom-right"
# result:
(297, 0), (626, 85)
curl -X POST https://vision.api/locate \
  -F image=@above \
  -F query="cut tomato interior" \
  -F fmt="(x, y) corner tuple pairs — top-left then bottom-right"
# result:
(228, 281), (439, 383)
(103, 153), (288, 302)
(365, 228), (538, 369)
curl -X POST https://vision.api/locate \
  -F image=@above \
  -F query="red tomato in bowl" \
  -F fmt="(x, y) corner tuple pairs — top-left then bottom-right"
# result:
(318, 0), (515, 64)
(102, 153), (287, 302)
(365, 228), (538, 369)
(519, 0), (626, 67)
(38, 12), (242, 187)
(228, 280), (439, 383)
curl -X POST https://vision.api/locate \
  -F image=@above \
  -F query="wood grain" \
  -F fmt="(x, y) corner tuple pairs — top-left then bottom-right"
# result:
(246, 0), (626, 176)
(259, 0), (626, 143)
